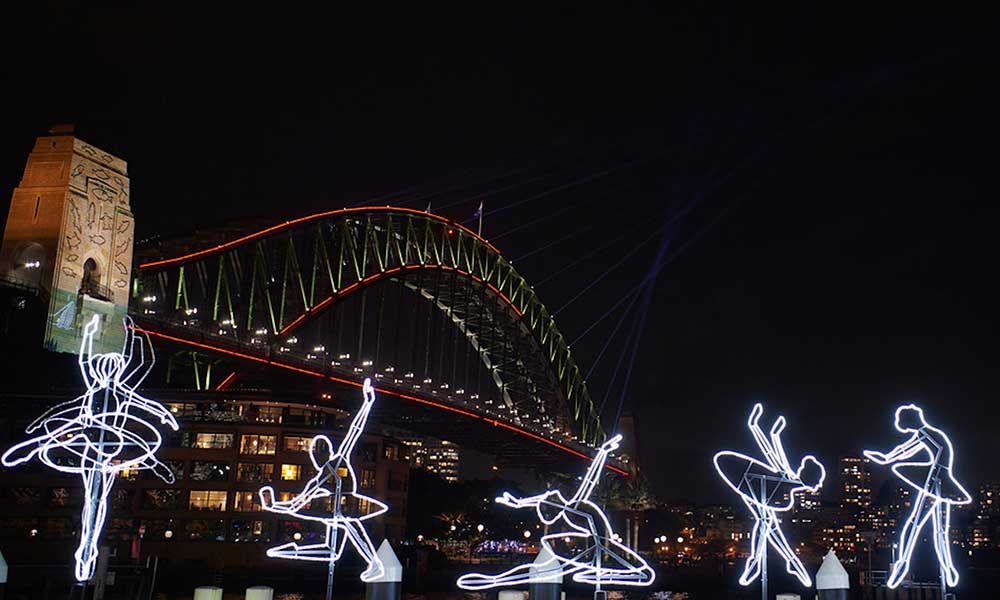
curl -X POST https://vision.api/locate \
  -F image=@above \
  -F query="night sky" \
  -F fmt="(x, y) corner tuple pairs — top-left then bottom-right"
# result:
(1, 4), (996, 502)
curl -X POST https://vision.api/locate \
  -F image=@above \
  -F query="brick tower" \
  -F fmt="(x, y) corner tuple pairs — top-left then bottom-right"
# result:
(0, 125), (134, 353)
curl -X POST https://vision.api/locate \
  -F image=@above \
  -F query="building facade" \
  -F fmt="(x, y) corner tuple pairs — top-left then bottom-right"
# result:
(398, 435), (460, 483)
(0, 390), (410, 569)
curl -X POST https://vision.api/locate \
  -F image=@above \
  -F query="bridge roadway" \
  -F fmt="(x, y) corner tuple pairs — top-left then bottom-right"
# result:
(133, 315), (627, 476)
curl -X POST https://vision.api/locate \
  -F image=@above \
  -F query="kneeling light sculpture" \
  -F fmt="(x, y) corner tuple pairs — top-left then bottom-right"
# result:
(2, 316), (178, 582)
(259, 378), (387, 599)
(864, 404), (970, 591)
(457, 434), (655, 595)
(714, 403), (825, 596)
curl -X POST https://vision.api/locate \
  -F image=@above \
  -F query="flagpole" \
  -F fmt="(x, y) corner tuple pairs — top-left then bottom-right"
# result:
(477, 202), (483, 236)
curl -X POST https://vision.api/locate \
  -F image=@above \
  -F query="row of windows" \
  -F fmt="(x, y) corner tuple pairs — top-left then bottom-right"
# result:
(1, 486), (398, 514)
(166, 403), (329, 427)
(176, 432), (395, 462)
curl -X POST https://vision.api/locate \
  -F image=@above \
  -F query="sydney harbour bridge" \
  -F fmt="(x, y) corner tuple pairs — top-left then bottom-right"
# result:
(131, 206), (625, 475)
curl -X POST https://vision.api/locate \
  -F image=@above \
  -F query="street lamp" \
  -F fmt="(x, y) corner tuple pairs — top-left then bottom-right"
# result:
(477, 524), (484, 533)
(164, 530), (173, 539)
(677, 536), (684, 544)
(523, 530), (531, 539)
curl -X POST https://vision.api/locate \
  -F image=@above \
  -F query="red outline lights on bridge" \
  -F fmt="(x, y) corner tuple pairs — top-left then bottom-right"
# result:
(134, 327), (627, 476)
(138, 206), (500, 270)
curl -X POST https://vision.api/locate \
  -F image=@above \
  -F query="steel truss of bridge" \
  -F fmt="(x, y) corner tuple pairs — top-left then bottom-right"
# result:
(132, 207), (620, 473)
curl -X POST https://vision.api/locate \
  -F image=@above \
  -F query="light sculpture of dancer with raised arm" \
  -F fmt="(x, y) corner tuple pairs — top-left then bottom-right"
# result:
(457, 434), (655, 596)
(2, 315), (178, 582)
(864, 404), (971, 591)
(259, 377), (387, 597)
(714, 403), (826, 597)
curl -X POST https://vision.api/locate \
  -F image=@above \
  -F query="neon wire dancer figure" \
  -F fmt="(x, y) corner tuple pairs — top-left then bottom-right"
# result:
(457, 434), (655, 593)
(713, 404), (826, 593)
(259, 378), (387, 586)
(2, 315), (179, 582)
(864, 404), (971, 590)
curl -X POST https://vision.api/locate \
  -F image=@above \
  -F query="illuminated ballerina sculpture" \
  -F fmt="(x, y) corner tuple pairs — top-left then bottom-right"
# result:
(457, 434), (654, 594)
(259, 378), (387, 590)
(714, 404), (826, 594)
(864, 404), (971, 590)
(2, 315), (178, 582)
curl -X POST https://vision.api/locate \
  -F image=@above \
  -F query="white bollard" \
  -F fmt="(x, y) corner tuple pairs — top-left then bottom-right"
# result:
(816, 550), (850, 600)
(528, 545), (562, 600)
(194, 586), (223, 600)
(366, 540), (403, 600)
(246, 585), (274, 600)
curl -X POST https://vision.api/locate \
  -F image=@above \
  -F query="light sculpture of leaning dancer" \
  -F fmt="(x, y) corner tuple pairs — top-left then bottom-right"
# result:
(2, 315), (178, 582)
(457, 434), (655, 593)
(864, 404), (971, 590)
(714, 403), (826, 592)
(258, 378), (387, 585)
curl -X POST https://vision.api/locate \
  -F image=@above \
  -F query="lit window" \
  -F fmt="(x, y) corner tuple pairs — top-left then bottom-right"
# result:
(383, 444), (399, 461)
(240, 434), (277, 455)
(113, 460), (139, 481)
(360, 469), (376, 489)
(189, 490), (228, 511)
(256, 406), (283, 424)
(284, 436), (312, 452)
(281, 464), (302, 481)
(195, 433), (234, 449)
(233, 491), (262, 512)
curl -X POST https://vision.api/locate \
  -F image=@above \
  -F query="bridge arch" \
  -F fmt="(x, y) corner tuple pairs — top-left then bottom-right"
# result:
(134, 207), (603, 448)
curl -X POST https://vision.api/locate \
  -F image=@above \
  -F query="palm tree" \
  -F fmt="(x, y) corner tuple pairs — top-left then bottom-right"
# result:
(619, 475), (657, 551)
(596, 474), (656, 550)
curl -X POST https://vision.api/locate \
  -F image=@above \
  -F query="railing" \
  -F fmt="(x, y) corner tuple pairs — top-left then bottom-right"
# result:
(0, 274), (50, 304)
(135, 315), (600, 454)
(81, 280), (113, 302)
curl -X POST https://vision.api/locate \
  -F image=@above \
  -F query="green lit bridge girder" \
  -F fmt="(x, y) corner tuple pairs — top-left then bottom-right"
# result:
(132, 207), (604, 452)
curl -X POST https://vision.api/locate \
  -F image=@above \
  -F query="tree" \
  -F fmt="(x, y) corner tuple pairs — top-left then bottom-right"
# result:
(596, 473), (657, 550)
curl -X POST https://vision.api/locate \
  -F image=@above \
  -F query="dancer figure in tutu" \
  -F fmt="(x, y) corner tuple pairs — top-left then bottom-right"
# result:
(457, 434), (654, 590)
(714, 404), (826, 587)
(259, 378), (386, 581)
(864, 404), (971, 589)
(2, 315), (178, 581)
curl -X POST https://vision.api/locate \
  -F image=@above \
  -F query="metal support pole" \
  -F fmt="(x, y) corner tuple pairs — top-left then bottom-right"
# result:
(326, 528), (337, 600)
(325, 466), (344, 600)
(594, 533), (603, 600)
(760, 476), (767, 600)
(145, 556), (159, 600)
